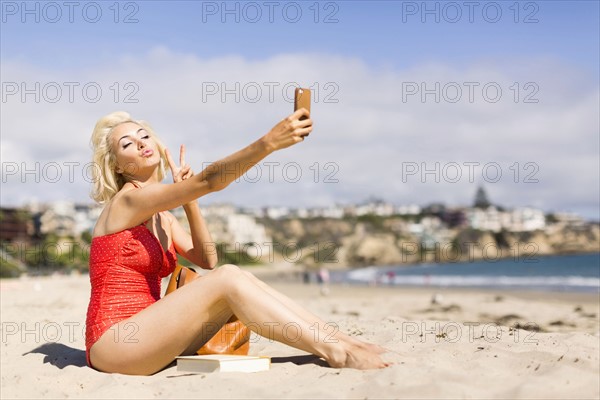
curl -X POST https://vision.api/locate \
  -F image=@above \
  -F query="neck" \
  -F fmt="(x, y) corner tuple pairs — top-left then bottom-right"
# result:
(123, 167), (161, 187)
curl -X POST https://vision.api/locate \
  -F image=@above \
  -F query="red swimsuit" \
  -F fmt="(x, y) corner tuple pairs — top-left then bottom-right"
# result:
(85, 222), (177, 368)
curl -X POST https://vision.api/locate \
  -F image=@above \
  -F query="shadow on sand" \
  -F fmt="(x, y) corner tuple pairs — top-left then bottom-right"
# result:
(271, 354), (328, 367)
(24, 343), (87, 369)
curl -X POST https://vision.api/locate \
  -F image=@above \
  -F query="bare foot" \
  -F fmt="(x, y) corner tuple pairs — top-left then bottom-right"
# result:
(327, 344), (391, 370)
(358, 341), (388, 355)
(334, 331), (389, 354)
(341, 335), (388, 354)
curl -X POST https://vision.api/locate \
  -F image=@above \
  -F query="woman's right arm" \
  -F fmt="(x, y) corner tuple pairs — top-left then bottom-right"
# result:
(120, 109), (312, 226)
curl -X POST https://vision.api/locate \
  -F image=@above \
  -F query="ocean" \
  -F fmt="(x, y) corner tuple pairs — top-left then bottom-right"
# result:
(331, 253), (600, 293)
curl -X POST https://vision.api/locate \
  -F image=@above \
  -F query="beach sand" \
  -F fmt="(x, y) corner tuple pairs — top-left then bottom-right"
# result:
(1, 270), (598, 399)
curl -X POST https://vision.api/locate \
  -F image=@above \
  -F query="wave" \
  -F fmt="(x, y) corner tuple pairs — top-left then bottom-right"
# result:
(344, 268), (600, 290)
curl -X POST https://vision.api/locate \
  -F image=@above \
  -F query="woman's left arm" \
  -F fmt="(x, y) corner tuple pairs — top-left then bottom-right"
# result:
(169, 204), (218, 269)
(166, 145), (218, 269)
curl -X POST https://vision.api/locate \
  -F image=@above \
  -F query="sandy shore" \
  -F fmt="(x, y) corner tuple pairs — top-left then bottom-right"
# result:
(1, 271), (598, 399)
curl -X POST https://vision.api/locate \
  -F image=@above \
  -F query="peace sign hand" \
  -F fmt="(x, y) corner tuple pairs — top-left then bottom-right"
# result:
(165, 145), (194, 183)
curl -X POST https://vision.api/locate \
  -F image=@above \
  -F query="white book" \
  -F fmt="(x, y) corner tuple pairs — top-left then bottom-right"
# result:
(176, 355), (271, 373)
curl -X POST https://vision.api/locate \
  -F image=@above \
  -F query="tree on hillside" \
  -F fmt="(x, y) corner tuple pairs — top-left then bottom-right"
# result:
(473, 186), (492, 209)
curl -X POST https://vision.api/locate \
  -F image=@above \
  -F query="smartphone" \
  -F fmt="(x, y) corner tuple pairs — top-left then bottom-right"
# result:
(294, 88), (311, 121)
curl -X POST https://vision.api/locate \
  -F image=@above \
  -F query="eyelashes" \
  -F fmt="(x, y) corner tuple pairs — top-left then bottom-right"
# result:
(122, 135), (150, 149)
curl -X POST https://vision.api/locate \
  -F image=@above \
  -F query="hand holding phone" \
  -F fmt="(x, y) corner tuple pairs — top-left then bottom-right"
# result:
(294, 88), (311, 121)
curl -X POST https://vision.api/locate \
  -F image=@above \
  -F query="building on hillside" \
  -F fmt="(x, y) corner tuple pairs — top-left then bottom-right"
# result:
(395, 204), (421, 215)
(39, 201), (77, 237)
(466, 206), (502, 232)
(0, 207), (33, 242)
(506, 207), (546, 232)
(466, 206), (546, 232)
(74, 203), (103, 235)
(225, 214), (270, 245)
(173, 203), (271, 247)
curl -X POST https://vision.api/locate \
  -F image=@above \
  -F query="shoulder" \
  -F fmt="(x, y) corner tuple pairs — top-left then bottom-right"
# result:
(92, 183), (141, 236)
(117, 182), (144, 205)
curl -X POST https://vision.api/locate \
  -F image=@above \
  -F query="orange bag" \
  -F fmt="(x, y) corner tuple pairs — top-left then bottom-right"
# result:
(165, 265), (250, 355)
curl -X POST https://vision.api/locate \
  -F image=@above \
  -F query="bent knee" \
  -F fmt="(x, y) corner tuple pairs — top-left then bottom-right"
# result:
(217, 264), (242, 275)
(210, 264), (246, 283)
(227, 265), (258, 282)
(211, 264), (250, 298)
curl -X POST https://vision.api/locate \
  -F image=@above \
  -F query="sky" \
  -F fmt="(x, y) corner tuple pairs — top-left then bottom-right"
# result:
(1, 0), (599, 220)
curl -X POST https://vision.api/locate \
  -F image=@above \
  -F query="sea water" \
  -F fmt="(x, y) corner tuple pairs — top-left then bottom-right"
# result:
(332, 253), (600, 292)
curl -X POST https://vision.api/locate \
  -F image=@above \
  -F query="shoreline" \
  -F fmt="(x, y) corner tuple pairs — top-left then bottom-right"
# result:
(257, 274), (600, 303)
(6, 251), (599, 299)
(257, 279), (600, 308)
(7, 250), (599, 273)
(245, 259), (600, 301)
(343, 249), (600, 268)
(2, 272), (599, 304)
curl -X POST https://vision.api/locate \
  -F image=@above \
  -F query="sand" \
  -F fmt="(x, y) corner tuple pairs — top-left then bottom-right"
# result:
(1, 270), (598, 399)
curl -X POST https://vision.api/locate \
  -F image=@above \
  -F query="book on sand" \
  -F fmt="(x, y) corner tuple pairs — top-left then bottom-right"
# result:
(176, 355), (271, 373)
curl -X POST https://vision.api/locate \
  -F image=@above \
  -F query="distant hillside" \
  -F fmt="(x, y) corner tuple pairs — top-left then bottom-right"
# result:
(259, 216), (600, 269)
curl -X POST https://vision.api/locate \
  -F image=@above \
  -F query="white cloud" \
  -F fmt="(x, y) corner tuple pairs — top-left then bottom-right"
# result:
(1, 48), (598, 219)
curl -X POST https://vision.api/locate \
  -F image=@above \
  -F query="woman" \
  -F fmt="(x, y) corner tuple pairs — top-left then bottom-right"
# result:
(85, 110), (389, 375)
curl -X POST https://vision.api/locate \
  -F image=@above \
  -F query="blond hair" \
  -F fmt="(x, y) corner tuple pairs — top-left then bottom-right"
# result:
(90, 111), (168, 203)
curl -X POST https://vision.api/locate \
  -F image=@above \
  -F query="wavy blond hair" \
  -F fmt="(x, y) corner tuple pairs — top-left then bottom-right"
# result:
(90, 111), (168, 204)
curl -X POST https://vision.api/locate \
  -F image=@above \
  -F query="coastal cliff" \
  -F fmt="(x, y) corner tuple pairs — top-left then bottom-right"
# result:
(259, 217), (600, 269)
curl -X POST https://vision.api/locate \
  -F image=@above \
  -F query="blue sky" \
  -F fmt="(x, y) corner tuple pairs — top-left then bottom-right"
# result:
(1, 1), (599, 219)
(3, 1), (599, 71)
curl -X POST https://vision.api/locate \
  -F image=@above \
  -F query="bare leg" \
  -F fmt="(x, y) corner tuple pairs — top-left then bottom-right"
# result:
(241, 270), (387, 354)
(89, 265), (388, 375)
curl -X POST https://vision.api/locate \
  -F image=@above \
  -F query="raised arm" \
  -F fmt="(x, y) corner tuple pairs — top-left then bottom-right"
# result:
(119, 109), (312, 228)
(165, 145), (219, 269)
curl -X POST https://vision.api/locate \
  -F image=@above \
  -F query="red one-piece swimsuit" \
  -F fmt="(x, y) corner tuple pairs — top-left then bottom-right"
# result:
(84, 220), (177, 368)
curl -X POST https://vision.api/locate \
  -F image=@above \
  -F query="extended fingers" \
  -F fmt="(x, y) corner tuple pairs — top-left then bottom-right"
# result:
(179, 144), (186, 167)
(166, 146), (193, 182)
(165, 148), (178, 171)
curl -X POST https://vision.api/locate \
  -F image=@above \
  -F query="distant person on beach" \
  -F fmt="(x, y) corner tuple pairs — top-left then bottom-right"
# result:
(318, 266), (330, 295)
(85, 111), (389, 375)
